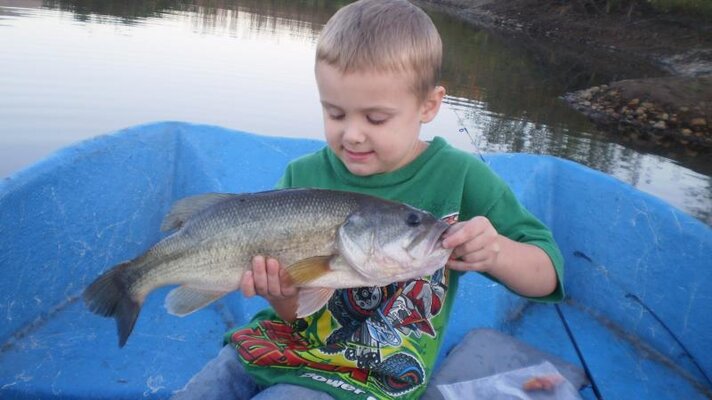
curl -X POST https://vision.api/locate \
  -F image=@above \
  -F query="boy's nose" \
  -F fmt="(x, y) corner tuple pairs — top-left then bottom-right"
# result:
(342, 120), (366, 144)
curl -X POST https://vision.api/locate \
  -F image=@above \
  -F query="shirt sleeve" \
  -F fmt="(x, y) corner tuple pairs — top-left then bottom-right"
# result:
(275, 164), (293, 189)
(484, 186), (565, 303)
(460, 160), (564, 303)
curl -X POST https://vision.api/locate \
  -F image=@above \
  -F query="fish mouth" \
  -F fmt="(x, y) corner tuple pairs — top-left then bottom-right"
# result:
(426, 221), (452, 256)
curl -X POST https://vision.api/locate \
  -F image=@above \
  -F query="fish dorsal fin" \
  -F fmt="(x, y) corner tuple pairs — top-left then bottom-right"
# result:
(297, 287), (335, 318)
(285, 256), (332, 285)
(165, 286), (228, 316)
(161, 193), (236, 231)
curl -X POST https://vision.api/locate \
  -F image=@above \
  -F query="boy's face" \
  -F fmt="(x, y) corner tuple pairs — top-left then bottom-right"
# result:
(315, 62), (444, 176)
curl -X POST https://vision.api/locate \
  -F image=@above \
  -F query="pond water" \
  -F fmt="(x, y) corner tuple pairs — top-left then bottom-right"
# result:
(1, 0), (710, 225)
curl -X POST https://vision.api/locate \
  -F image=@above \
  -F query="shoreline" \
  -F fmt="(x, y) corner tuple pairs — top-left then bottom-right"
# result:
(419, 0), (711, 151)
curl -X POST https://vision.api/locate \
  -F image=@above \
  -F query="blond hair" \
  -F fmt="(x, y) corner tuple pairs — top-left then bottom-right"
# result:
(316, 0), (442, 101)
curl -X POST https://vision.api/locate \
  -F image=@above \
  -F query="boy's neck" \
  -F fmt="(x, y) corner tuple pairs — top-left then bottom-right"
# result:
(411, 140), (429, 164)
(325, 137), (447, 188)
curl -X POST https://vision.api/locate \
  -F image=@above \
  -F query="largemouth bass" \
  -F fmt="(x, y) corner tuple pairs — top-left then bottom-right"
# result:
(84, 188), (452, 347)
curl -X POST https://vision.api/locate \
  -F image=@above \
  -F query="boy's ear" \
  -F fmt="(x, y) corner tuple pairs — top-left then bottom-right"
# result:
(420, 86), (446, 124)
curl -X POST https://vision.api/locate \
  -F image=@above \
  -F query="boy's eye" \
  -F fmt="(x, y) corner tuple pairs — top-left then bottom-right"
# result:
(327, 113), (345, 120)
(367, 115), (388, 125)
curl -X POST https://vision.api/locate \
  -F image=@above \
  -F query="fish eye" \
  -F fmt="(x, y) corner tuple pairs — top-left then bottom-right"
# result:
(406, 212), (421, 227)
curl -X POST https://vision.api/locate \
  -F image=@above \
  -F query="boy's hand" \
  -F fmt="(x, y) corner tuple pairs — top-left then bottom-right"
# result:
(240, 255), (298, 321)
(442, 216), (501, 273)
(442, 216), (558, 298)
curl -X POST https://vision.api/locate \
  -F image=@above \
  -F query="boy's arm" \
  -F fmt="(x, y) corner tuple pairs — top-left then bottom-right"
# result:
(443, 216), (558, 298)
(240, 255), (299, 323)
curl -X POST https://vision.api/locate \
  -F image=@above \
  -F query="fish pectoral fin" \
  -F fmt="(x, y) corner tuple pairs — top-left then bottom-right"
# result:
(296, 287), (335, 318)
(165, 286), (228, 316)
(285, 256), (333, 285)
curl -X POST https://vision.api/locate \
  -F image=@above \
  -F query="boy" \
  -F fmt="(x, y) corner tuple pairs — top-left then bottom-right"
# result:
(173, 0), (563, 399)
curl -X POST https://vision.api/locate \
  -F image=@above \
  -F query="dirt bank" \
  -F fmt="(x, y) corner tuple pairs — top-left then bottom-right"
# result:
(419, 0), (712, 150)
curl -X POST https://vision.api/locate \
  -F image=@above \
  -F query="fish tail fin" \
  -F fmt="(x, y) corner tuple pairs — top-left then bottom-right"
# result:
(83, 261), (142, 348)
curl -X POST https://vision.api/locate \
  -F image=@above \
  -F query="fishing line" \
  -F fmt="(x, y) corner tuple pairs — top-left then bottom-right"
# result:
(446, 97), (486, 163)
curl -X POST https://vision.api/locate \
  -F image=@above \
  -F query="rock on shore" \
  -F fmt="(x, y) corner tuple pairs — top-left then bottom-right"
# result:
(564, 76), (711, 150)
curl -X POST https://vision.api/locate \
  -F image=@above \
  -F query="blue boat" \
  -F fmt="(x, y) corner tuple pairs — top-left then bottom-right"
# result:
(0, 122), (710, 399)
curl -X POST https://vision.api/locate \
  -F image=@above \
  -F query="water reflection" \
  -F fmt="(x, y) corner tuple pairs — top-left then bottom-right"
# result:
(433, 12), (712, 224)
(41, 0), (343, 27)
(1, 0), (709, 224)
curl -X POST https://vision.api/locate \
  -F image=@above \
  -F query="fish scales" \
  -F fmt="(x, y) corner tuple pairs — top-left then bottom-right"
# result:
(129, 190), (361, 296)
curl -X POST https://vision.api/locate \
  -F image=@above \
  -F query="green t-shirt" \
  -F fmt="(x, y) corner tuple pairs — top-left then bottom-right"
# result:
(226, 137), (564, 399)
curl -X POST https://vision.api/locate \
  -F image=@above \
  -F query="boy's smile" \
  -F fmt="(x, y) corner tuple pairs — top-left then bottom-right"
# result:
(343, 148), (375, 163)
(315, 62), (444, 176)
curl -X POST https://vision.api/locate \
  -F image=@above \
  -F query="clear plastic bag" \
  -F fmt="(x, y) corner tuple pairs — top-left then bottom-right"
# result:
(437, 361), (582, 400)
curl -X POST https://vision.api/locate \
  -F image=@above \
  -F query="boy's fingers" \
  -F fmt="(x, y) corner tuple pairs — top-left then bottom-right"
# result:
(446, 259), (468, 271)
(279, 267), (295, 287)
(450, 229), (488, 258)
(450, 247), (488, 266)
(447, 259), (486, 272)
(443, 222), (465, 237)
(241, 270), (256, 297)
(248, 255), (298, 299)
(251, 256), (268, 295)
(265, 258), (282, 297)
(450, 238), (480, 259)
(463, 233), (498, 255)
(442, 223), (467, 248)
(443, 219), (492, 249)
(279, 269), (298, 296)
